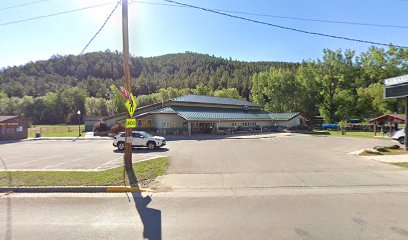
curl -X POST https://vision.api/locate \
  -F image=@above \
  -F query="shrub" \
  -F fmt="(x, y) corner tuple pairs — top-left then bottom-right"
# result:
(110, 123), (125, 135)
(93, 122), (109, 132)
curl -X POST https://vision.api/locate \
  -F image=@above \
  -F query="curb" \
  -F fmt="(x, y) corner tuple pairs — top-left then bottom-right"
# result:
(0, 186), (152, 193)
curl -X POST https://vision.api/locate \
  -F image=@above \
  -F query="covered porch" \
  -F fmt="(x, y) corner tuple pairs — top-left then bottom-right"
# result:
(369, 114), (406, 136)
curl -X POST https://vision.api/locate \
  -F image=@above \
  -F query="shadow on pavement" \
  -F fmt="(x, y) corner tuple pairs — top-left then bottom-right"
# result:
(127, 168), (162, 240)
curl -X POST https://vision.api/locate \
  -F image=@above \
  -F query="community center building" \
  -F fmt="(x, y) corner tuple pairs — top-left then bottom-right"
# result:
(132, 94), (305, 136)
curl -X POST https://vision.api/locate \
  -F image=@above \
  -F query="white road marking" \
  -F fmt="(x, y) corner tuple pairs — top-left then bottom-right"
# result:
(43, 153), (104, 169)
(6, 154), (64, 167)
(94, 156), (123, 170)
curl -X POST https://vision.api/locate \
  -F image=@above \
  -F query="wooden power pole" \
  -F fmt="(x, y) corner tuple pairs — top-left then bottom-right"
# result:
(122, 0), (133, 171)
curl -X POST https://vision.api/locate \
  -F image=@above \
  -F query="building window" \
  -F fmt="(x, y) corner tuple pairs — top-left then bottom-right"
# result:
(163, 122), (170, 128)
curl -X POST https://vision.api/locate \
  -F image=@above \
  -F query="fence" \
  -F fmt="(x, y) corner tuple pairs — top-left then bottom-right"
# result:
(28, 126), (82, 136)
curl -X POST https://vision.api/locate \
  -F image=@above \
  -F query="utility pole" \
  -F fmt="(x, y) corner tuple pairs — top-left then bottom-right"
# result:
(122, 0), (133, 171)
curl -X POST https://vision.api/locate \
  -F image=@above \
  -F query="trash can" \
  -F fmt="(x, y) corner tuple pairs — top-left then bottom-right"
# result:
(35, 133), (41, 138)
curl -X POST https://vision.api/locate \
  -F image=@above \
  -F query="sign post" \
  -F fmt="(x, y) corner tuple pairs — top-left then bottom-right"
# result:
(384, 74), (408, 150)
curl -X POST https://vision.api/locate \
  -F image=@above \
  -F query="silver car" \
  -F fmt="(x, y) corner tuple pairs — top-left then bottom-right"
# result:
(392, 129), (405, 145)
(113, 131), (166, 150)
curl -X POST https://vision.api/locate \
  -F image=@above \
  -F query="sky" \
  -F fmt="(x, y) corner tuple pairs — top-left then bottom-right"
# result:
(0, 0), (407, 68)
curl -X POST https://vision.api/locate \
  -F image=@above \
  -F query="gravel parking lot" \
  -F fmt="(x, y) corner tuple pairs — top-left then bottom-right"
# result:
(0, 140), (167, 170)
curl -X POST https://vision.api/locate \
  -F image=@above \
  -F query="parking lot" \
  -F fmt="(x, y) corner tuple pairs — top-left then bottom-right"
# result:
(0, 140), (167, 170)
(0, 134), (403, 173)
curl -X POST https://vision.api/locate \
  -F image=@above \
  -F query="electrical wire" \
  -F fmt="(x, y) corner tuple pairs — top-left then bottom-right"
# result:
(0, 0), (54, 11)
(0, 1), (117, 27)
(1, 0), (407, 30)
(79, 0), (121, 55)
(162, 0), (408, 49)
(130, 0), (408, 30)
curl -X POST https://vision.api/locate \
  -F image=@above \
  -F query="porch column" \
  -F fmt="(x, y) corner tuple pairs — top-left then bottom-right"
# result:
(374, 122), (377, 136)
(188, 122), (191, 137)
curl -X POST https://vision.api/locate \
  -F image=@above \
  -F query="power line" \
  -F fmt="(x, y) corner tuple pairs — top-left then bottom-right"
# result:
(0, 1), (117, 27)
(79, 0), (121, 55)
(131, 0), (408, 30)
(163, 0), (408, 49)
(1, 0), (407, 30)
(211, 9), (408, 30)
(0, 0), (54, 11)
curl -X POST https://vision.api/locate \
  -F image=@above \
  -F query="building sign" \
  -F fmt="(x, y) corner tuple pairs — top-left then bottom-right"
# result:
(0, 122), (18, 126)
(384, 74), (408, 99)
(384, 75), (408, 87)
(137, 119), (151, 127)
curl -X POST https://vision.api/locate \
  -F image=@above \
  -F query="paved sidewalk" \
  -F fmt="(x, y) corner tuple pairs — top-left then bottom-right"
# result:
(362, 154), (408, 163)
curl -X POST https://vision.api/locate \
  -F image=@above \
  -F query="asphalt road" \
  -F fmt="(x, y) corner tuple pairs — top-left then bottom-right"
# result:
(2, 190), (408, 240)
(2, 135), (408, 239)
(0, 140), (167, 170)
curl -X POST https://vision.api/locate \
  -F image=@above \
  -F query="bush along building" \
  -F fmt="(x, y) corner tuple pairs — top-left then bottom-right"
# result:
(132, 94), (306, 136)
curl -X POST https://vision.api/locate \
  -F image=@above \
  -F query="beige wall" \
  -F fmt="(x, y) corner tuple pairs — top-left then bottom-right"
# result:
(150, 114), (186, 129)
(273, 116), (301, 127)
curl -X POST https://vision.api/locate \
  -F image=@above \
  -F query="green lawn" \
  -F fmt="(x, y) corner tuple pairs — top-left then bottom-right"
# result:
(392, 162), (408, 168)
(0, 157), (168, 187)
(360, 148), (408, 156)
(28, 125), (85, 138)
(312, 130), (392, 139)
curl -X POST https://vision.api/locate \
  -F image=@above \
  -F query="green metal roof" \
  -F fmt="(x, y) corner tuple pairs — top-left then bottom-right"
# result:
(171, 94), (260, 107)
(136, 106), (299, 121)
(171, 106), (270, 121)
(269, 112), (300, 121)
(150, 107), (176, 114)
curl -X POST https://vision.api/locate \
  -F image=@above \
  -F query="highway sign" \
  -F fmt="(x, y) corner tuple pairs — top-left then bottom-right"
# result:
(384, 75), (408, 99)
(125, 93), (137, 116)
(126, 118), (137, 128)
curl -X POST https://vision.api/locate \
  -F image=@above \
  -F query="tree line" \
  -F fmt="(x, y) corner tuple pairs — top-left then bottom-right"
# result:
(0, 47), (406, 125)
(252, 46), (407, 122)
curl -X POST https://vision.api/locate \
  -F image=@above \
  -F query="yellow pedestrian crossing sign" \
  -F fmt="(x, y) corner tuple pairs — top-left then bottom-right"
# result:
(125, 93), (137, 116)
(126, 118), (137, 128)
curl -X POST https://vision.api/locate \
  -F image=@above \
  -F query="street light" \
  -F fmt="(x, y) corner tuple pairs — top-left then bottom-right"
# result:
(77, 110), (81, 137)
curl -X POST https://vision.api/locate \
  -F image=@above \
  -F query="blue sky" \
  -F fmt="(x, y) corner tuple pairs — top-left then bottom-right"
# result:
(0, 0), (407, 68)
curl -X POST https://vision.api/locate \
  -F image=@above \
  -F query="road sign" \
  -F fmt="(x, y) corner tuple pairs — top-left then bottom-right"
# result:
(384, 74), (408, 98)
(126, 118), (137, 128)
(125, 93), (137, 116)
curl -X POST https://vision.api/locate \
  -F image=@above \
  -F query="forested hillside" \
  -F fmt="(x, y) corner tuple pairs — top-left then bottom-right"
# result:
(0, 47), (407, 125)
(0, 51), (296, 99)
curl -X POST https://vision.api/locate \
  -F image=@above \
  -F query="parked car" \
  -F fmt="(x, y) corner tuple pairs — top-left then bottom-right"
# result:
(113, 131), (166, 150)
(392, 129), (405, 144)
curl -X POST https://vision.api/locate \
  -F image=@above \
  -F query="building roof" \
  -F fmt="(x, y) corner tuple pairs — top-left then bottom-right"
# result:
(0, 115), (18, 122)
(171, 94), (260, 107)
(269, 112), (301, 121)
(172, 106), (271, 121)
(137, 106), (300, 122)
(369, 114), (406, 123)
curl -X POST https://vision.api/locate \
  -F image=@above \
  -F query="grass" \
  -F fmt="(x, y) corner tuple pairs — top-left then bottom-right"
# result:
(392, 162), (408, 168)
(0, 157), (168, 187)
(310, 130), (392, 139)
(359, 148), (408, 156)
(28, 124), (85, 138)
